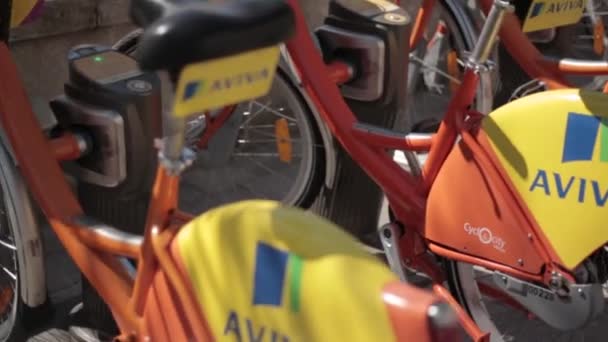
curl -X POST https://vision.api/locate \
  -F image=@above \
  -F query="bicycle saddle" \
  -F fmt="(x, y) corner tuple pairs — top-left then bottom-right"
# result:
(129, 0), (295, 71)
(143, 200), (462, 341)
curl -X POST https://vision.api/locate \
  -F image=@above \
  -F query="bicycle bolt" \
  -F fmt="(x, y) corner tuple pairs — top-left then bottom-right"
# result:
(527, 233), (533, 241)
(517, 259), (524, 266)
(383, 229), (392, 239)
(383, 13), (407, 23)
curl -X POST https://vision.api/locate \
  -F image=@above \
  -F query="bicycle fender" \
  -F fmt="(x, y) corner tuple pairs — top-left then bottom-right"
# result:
(279, 45), (338, 189)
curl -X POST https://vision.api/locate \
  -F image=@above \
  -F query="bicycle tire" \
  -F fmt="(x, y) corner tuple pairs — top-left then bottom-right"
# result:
(0, 142), (49, 341)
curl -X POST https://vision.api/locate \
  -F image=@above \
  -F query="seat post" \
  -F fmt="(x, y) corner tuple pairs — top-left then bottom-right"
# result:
(158, 102), (195, 175)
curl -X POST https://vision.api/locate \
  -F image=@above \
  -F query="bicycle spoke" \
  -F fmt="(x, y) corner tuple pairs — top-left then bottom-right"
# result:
(0, 239), (16, 251)
(233, 152), (303, 158)
(239, 126), (301, 142)
(240, 123), (297, 129)
(1, 267), (15, 281)
(244, 155), (294, 182)
(410, 54), (462, 84)
(236, 138), (304, 144)
(247, 100), (296, 123)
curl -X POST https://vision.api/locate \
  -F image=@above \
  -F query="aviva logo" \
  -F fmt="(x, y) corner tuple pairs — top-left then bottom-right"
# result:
(529, 112), (608, 207)
(182, 80), (204, 101)
(252, 242), (303, 313)
(562, 112), (608, 163)
(528, 0), (584, 18)
(181, 67), (270, 101)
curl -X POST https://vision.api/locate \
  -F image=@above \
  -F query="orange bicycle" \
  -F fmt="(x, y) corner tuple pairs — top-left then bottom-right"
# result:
(0, 0), (466, 340)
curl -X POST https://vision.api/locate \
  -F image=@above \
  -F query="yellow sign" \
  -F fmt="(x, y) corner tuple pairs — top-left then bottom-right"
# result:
(175, 200), (398, 341)
(173, 46), (280, 118)
(522, 0), (585, 32)
(483, 89), (608, 269)
(11, 0), (40, 28)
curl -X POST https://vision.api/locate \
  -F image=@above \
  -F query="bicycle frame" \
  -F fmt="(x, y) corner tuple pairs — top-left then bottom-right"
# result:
(282, 0), (608, 337)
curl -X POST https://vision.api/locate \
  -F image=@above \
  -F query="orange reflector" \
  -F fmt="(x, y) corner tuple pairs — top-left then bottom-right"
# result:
(275, 118), (292, 163)
(594, 21), (605, 56)
(447, 50), (460, 93)
(0, 286), (13, 313)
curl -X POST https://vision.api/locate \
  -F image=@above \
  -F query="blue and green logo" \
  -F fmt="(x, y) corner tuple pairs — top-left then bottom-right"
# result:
(562, 112), (608, 163)
(529, 112), (608, 207)
(182, 81), (204, 101)
(252, 242), (303, 313)
(529, 2), (545, 18)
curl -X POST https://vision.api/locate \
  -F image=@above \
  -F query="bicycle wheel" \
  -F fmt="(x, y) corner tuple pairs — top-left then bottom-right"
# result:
(407, 0), (495, 131)
(0, 193), (22, 342)
(114, 32), (325, 213)
(0, 143), (45, 341)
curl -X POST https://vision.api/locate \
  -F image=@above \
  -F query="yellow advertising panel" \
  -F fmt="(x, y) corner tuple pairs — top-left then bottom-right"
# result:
(522, 0), (585, 32)
(11, 0), (42, 28)
(173, 46), (279, 118)
(483, 89), (608, 269)
(175, 200), (397, 341)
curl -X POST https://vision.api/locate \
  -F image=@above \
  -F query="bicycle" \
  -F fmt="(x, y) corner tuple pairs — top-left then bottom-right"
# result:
(0, 0), (467, 340)
(108, 0), (608, 250)
(274, 0), (608, 340)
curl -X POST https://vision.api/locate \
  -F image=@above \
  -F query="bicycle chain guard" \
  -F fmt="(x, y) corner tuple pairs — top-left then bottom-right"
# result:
(492, 271), (605, 330)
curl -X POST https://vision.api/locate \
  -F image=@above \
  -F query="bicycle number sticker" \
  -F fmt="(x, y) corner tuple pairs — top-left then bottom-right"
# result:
(173, 45), (280, 118)
(522, 0), (584, 32)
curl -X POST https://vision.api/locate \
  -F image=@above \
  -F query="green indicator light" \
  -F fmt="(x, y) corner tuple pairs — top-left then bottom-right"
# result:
(93, 56), (104, 63)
